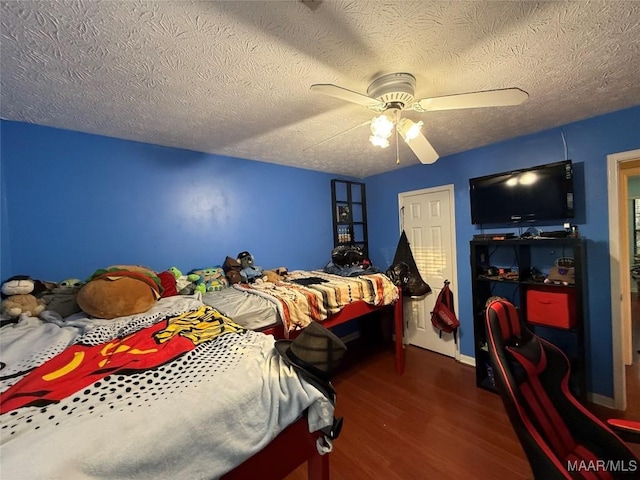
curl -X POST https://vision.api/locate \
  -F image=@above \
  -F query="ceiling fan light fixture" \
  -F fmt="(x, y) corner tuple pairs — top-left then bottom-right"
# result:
(398, 118), (424, 142)
(370, 114), (394, 139)
(369, 135), (390, 148)
(310, 72), (525, 165)
(366, 73), (416, 106)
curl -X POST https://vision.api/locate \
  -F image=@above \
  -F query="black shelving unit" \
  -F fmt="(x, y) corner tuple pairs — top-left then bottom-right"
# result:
(331, 179), (368, 256)
(470, 237), (588, 400)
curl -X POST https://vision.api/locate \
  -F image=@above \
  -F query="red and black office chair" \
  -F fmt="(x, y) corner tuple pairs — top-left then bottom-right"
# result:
(606, 418), (640, 444)
(485, 298), (639, 479)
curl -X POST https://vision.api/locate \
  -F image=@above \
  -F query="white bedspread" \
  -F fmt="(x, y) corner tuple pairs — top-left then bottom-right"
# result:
(0, 298), (334, 479)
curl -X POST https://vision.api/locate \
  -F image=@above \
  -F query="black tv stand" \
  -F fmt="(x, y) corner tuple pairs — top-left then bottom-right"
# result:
(470, 237), (587, 400)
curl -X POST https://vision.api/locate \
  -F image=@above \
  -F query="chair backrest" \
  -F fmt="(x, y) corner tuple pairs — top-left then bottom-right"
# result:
(486, 299), (580, 478)
(485, 299), (639, 479)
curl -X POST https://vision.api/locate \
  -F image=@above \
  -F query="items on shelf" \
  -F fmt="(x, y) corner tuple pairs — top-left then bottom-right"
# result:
(337, 226), (351, 243)
(470, 237), (587, 400)
(331, 179), (368, 254)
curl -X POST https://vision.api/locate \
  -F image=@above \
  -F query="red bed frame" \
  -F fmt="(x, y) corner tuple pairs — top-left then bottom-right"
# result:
(222, 289), (405, 480)
(261, 287), (405, 375)
(221, 414), (329, 480)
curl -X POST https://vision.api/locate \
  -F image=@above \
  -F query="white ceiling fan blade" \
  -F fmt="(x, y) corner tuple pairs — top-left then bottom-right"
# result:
(303, 120), (371, 152)
(310, 84), (384, 109)
(412, 88), (528, 112)
(404, 131), (439, 164)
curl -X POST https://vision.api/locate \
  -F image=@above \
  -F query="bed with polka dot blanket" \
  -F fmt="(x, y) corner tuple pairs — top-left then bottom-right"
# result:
(0, 295), (334, 479)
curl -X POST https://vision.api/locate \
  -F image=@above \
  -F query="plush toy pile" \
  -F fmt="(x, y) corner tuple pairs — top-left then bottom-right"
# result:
(188, 267), (229, 292)
(1, 252), (290, 321)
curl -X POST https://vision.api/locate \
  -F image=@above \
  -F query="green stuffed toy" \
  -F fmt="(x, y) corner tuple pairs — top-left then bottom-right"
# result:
(188, 267), (228, 293)
(168, 267), (200, 295)
(37, 278), (84, 318)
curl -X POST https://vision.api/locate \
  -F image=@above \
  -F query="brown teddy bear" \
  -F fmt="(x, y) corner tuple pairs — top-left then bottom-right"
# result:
(76, 265), (162, 319)
(222, 256), (243, 285)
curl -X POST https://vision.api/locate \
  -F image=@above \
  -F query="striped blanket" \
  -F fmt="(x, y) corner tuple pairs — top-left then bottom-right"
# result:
(236, 270), (399, 333)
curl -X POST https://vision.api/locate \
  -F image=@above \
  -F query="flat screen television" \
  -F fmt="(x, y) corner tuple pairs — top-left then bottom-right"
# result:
(469, 160), (574, 225)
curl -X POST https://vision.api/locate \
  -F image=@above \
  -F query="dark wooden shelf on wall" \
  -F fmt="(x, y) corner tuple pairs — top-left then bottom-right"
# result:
(331, 179), (369, 257)
(470, 237), (588, 400)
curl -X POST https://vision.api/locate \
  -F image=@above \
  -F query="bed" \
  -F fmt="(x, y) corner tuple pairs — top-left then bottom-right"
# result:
(0, 295), (336, 479)
(202, 270), (405, 374)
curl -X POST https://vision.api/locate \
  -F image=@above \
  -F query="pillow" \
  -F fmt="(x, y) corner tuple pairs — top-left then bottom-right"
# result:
(157, 270), (178, 297)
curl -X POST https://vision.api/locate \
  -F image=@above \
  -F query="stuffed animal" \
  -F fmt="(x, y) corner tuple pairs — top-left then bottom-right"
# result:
(1, 276), (46, 318)
(168, 267), (200, 295)
(37, 278), (84, 318)
(77, 265), (162, 319)
(237, 251), (265, 283)
(222, 256), (243, 285)
(263, 267), (289, 284)
(188, 267), (228, 292)
(156, 271), (178, 298)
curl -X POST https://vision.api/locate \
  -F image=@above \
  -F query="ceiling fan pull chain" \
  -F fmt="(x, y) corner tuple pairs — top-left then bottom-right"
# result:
(395, 110), (400, 165)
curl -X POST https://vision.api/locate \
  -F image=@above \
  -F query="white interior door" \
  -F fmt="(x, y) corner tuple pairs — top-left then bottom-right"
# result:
(399, 185), (458, 358)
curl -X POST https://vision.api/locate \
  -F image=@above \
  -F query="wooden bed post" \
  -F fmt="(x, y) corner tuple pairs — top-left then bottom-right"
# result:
(221, 415), (330, 480)
(394, 287), (405, 375)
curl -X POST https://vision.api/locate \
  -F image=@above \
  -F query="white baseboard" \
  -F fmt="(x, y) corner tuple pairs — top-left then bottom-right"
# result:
(340, 334), (478, 368)
(589, 392), (616, 409)
(458, 353), (476, 367)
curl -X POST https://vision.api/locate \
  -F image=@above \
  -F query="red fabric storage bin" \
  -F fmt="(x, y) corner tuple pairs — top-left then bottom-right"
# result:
(526, 288), (576, 329)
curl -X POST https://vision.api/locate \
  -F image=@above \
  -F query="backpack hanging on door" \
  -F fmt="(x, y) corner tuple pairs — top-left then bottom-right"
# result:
(430, 280), (459, 343)
(386, 230), (431, 298)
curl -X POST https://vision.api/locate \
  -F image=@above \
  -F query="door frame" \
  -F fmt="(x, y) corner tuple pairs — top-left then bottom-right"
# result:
(398, 184), (460, 360)
(607, 148), (640, 411)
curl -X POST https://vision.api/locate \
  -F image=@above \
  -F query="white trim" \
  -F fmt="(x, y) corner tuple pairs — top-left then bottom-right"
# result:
(397, 184), (460, 360)
(458, 353), (476, 367)
(588, 393), (616, 409)
(607, 148), (640, 411)
(398, 183), (460, 360)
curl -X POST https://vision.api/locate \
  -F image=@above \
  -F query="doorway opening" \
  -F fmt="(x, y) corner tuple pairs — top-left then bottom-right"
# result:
(607, 149), (640, 414)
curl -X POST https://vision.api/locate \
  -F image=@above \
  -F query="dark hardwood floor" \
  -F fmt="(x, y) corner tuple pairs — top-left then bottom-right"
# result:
(286, 327), (640, 480)
(287, 338), (530, 480)
(589, 291), (640, 458)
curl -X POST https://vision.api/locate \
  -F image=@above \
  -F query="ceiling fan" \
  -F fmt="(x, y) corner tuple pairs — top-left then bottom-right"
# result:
(310, 73), (528, 165)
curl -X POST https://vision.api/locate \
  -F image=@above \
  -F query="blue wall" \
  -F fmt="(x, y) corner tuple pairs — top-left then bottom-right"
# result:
(366, 105), (640, 398)
(2, 106), (640, 398)
(0, 121), (352, 281)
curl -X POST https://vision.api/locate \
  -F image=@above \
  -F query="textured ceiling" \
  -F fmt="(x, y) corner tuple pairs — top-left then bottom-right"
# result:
(1, 1), (640, 178)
